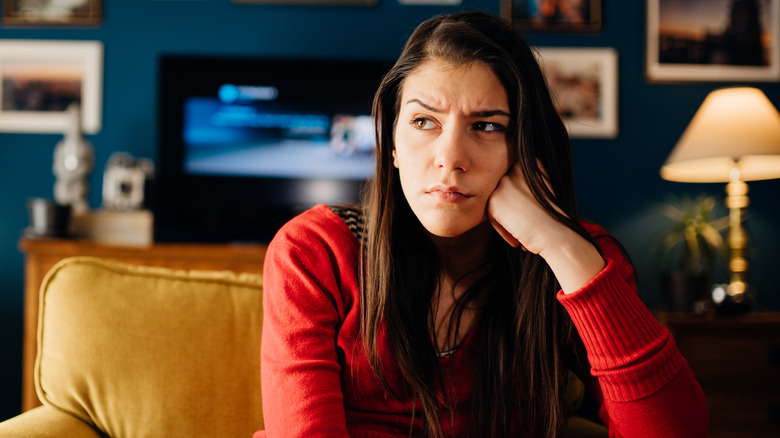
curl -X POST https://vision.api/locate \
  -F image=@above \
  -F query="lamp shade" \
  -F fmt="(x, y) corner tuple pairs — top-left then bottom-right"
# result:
(661, 87), (780, 183)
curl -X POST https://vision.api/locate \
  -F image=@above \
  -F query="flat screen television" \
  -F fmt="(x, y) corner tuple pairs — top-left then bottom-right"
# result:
(154, 55), (391, 243)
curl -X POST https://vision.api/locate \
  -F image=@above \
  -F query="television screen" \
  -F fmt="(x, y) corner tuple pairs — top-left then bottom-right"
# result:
(182, 96), (375, 180)
(154, 55), (391, 243)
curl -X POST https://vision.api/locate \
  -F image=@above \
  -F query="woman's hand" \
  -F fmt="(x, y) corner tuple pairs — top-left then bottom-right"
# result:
(486, 162), (606, 293)
(486, 162), (562, 255)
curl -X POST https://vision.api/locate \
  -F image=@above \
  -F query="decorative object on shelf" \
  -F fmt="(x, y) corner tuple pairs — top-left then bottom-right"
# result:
(656, 194), (728, 313)
(102, 152), (155, 212)
(502, 0), (601, 31)
(0, 39), (103, 133)
(660, 87), (780, 311)
(57, 151), (158, 247)
(646, 0), (780, 82)
(535, 47), (618, 138)
(53, 103), (94, 214)
(2, 0), (102, 26)
(24, 198), (71, 239)
(69, 209), (154, 247)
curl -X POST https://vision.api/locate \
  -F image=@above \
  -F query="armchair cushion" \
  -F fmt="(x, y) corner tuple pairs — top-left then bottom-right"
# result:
(32, 257), (264, 437)
(0, 405), (101, 438)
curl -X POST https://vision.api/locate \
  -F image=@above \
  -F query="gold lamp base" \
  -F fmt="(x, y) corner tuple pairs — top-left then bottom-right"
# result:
(714, 176), (754, 312)
(726, 179), (748, 300)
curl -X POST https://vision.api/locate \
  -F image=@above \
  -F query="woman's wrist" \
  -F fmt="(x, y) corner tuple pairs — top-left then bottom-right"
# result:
(538, 228), (606, 294)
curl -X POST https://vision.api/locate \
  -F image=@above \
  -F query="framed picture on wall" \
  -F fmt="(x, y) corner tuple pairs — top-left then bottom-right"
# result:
(535, 47), (618, 138)
(0, 40), (103, 134)
(2, 0), (102, 25)
(502, 0), (602, 31)
(231, 0), (377, 5)
(647, 0), (780, 82)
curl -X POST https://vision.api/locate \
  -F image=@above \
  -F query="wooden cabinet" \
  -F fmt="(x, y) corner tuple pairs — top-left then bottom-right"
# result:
(18, 237), (267, 412)
(657, 312), (780, 438)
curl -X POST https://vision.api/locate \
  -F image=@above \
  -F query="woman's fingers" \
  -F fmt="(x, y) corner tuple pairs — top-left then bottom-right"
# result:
(487, 161), (554, 254)
(488, 215), (522, 248)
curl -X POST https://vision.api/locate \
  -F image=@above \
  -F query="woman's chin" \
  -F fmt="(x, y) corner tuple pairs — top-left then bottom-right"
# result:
(418, 215), (492, 240)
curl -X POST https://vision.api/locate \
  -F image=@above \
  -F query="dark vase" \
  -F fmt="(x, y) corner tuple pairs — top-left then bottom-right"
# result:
(661, 271), (712, 312)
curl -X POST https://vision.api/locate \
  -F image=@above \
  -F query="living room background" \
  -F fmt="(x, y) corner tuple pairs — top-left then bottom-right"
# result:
(0, 0), (778, 421)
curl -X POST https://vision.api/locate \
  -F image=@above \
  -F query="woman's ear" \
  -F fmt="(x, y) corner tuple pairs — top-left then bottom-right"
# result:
(392, 149), (399, 168)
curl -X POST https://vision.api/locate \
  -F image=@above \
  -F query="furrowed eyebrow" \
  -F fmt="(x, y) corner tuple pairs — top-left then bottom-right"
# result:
(405, 99), (509, 118)
(406, 98), (441, 113)
(471, 110), (510, 118)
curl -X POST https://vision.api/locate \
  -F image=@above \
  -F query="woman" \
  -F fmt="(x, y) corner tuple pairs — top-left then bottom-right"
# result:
(257, 11), (707, 438)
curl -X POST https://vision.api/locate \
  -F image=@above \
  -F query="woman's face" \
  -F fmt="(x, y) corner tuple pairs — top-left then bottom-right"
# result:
(393, 59), (515, 238)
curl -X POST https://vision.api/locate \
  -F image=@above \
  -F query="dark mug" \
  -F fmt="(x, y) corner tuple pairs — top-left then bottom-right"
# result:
(25, 198), (71, 238)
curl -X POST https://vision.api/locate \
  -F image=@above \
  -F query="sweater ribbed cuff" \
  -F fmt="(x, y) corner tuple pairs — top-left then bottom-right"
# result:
(557, 259), (686, 402)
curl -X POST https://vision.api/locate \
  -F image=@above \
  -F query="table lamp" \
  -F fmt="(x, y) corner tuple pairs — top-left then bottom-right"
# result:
(660, 87), (780, 307)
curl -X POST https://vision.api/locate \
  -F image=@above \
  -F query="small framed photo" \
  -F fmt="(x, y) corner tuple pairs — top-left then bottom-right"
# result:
(2, 0), (102, 26)
(536, 47), (618, 139)
(647, 0), (780, 82)
(0, 40), (103, 134)
(232, 0), (376, 5)
(503, 0), (601, 32)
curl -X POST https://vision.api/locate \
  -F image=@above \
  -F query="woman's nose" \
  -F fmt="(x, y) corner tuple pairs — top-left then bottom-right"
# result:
(434, 128), (470, 172)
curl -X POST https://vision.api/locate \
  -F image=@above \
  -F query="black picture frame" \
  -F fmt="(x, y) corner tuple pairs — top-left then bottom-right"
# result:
(503, 0), (602, 32)
(232, 0), (376, 5)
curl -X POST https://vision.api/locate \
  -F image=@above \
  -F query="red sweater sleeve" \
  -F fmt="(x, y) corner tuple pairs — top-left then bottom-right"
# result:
(558, 230), (709, 437)
(258, 207), (357, 438)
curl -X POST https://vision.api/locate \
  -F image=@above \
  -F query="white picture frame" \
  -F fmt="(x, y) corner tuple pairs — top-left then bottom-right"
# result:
(646, 0), (780, 82)
(0, 40), (103, 134)
(535, 47), (618, 139)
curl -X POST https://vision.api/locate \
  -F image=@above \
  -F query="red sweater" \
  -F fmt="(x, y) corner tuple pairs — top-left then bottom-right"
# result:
(256, 204), (708, 437)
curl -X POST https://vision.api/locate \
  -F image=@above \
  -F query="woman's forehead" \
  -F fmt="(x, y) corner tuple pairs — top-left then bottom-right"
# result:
(399, 60), (509, 114)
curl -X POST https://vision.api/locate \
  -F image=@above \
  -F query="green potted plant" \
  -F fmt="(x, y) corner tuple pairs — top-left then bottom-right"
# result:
(657, 194), (729, 313)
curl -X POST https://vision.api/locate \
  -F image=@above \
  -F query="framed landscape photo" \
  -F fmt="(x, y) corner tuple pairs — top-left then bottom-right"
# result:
(647, 0), (780, 82)
(232, 0), (377, 5)
(535, 47), (618, 138)
(2, 0), (102, 26)
(0, 40), (103, 134)
(503, 0), (601, 32)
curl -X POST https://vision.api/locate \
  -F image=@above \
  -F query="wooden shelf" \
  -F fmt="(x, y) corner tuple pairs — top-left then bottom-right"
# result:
(18, 237), (267, 412)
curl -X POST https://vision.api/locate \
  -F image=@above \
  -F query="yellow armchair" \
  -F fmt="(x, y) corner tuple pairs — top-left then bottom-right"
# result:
(0, 257), (264, 438)
(0, 256), (605, 438)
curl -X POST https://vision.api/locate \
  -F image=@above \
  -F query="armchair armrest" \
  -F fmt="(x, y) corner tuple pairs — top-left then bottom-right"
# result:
(0, 406), (100, 438)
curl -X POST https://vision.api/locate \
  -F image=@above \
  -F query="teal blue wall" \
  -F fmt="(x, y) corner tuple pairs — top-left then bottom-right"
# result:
(1, 0), (778, 420)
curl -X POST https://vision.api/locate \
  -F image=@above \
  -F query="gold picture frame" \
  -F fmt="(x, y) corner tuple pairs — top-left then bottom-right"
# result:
(2, 0), (102, 26)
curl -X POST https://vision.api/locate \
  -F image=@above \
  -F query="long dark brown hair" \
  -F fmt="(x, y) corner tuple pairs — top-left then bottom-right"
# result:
(360, 11), (594, 437)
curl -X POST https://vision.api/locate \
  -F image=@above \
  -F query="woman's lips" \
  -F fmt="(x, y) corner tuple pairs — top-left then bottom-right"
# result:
(426, 185), (472, 203)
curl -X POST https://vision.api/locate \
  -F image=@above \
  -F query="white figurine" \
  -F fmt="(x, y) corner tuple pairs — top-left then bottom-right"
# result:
(53, 102), (94, 213)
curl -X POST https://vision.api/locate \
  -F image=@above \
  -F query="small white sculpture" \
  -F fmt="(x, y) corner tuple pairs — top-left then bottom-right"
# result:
(53, 102), (94, 213)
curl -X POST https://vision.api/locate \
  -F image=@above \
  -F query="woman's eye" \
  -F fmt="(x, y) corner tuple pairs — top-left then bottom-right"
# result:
(473, 121), (506, 133)
(412, 117), (436, 130)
